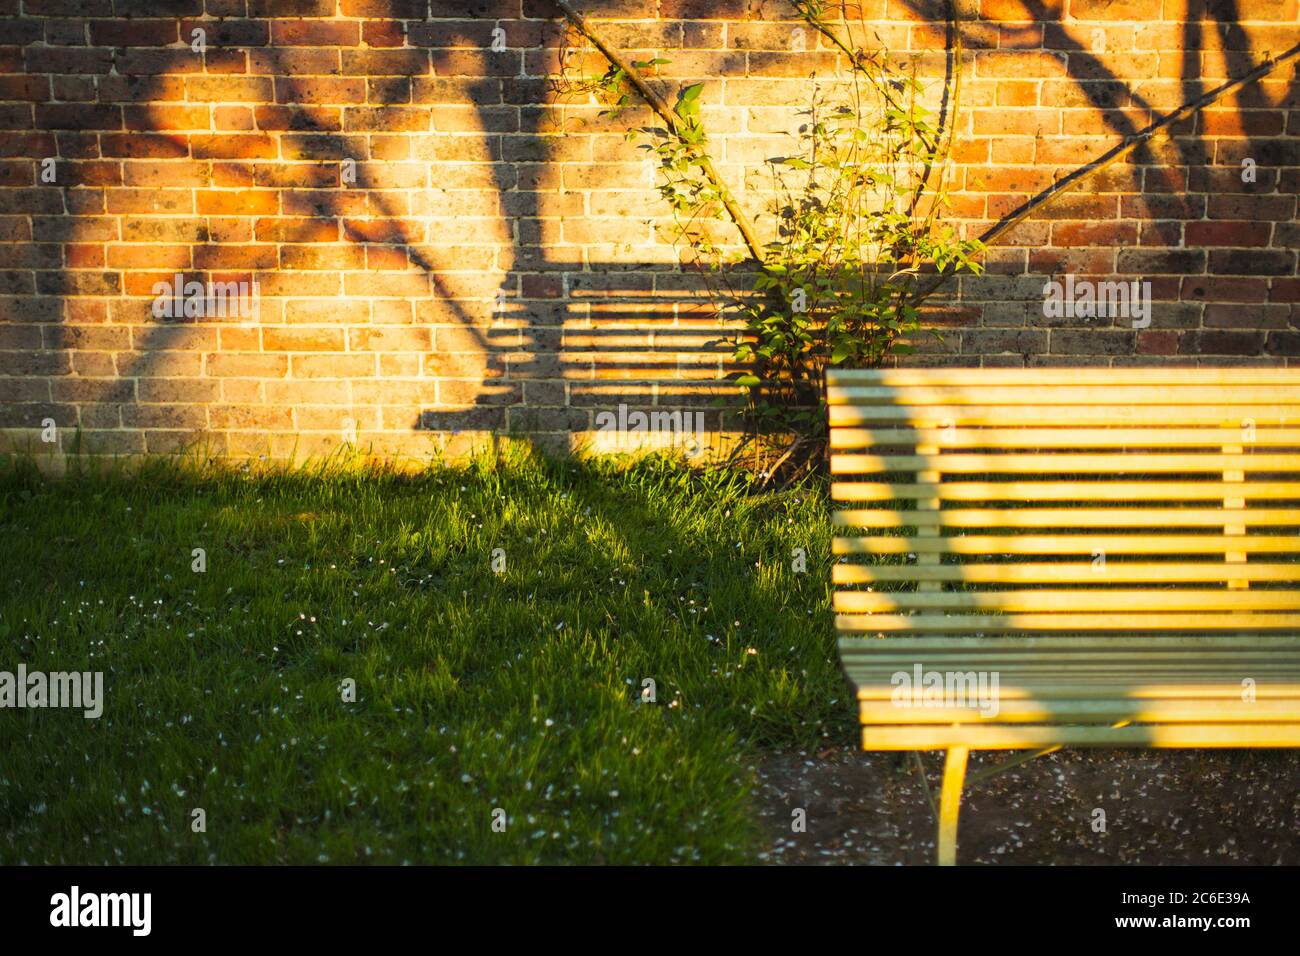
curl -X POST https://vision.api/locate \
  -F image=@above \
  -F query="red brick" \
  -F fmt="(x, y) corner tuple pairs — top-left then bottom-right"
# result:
(207, 354), (289, 378)
(264, 328), (346, 352)
(90, 20), (179, 46)
(197, 190), (280, 216)
(35, 105), (122, 130)
(1184, 221), (1272, 247)
(364, 21), (407, 48)
(272, 21), (360, 46)
(255, 218), (339, 243)
(192, 135), (278, 160)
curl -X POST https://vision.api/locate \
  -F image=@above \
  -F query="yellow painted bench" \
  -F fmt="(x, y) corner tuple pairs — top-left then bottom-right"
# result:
(829, 367), (1300, 864)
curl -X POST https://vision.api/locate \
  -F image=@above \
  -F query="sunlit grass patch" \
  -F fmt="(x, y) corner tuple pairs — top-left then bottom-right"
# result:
(0, 448), (845, 864)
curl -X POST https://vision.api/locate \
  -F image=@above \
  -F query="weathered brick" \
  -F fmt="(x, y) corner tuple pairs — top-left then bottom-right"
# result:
(1179, 330), (1266, 355)
(272, 21), (360, 47)
(292, 354), (376, 378)
(264, 328), (346, 352)
(35, 104), (121, 130)
(1209, 249), (1295, 276)
(196, 190), (280, 216)
(206, 354), (288, 378)
(185, 77), (273, 103)
(961, 329), (1049, 354)
(1185, 221), (1272, 247)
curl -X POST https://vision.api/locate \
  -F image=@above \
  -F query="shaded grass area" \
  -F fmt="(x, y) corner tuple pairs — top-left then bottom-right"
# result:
(0, 448), (847, 864)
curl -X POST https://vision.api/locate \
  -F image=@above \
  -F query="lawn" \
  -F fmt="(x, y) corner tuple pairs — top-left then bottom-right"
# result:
(0, 448), (848, 864)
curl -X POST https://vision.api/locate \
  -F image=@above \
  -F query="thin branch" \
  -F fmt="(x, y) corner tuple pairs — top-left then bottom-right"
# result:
(793, 1), (940, 157)
(903, 0), (963, 239)
(554, 0), (767, 267)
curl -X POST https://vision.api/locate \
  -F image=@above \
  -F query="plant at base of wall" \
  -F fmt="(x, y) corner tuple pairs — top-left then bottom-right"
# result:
(553, 1), (984, 482)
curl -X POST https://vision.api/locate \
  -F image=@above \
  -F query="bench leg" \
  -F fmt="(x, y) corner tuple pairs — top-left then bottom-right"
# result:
(937, 747), (969, 866)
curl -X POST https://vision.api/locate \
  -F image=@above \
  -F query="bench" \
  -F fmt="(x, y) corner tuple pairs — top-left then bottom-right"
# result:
(829, 367), (1300, 864)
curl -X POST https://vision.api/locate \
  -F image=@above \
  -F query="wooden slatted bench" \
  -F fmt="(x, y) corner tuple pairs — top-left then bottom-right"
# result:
(829, 367), (1300, 864)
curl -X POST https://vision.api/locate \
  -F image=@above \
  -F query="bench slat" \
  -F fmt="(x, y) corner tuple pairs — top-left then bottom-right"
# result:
(854, 675), (1300, 685)
(838, 634), (1300, 650)
(834, 563), (1300, 584)
(845, 661), (1300, 672)
(830, 427), (1300, 448)
(831, 481), (1300, 500)
(852, 685), (1300, 700)
(861, 724), (1300, 750)
(831, 453), (1300, 473)
(833, 508), (1300, 528)
(835, 591), (1300, 612)
(857, 700), (1300, 723)
(830, 405), (1300, 426)
(834, 535), (1300, 554)
(843, 658), (1300, 672)
(827, 385), (1300, 406)
(836, 612), (1300, 631)
(827, 368), (1300, 386)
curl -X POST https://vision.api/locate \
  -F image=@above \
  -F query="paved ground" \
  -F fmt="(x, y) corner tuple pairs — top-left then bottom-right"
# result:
(754, 746), (1300, 865)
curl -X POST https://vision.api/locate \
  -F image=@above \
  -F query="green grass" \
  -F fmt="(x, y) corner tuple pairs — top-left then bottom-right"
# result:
(0, 448), (848, 864)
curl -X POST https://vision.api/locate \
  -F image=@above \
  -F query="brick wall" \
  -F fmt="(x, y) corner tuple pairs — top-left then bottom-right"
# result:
(1, 0), (1297, 464)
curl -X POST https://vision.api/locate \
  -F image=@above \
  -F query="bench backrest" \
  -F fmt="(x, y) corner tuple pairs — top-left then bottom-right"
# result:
(828, 368), (1300, 639)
